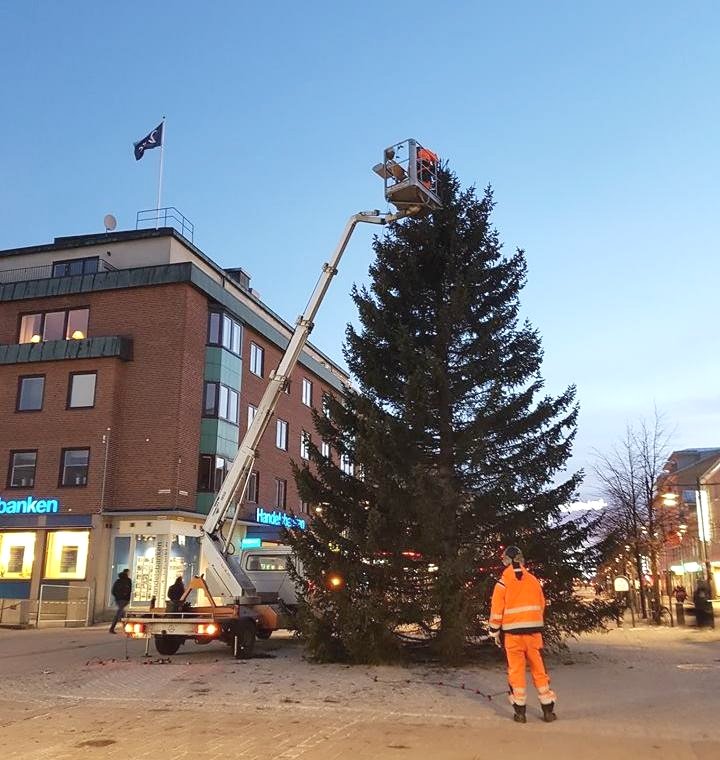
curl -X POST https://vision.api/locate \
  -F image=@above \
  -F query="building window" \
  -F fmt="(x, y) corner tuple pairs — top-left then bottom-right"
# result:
(18, 308), (89, 344)
(302, 378), (313, 407)
(341, 454), (354, 476)
(283, 378), (291, 395)
(276, 419), (288, 451)
(17, 375), (44, 411)
(300, 431), (311, 460)
(247, 404), (257, 430)
(247, 471), (259, 503)
(52, 257), (99, 277)
(275, 478), (287, 509)
(0, 532), (36, 579)
(67, 372), (97, 409)
(8, 451), (37, 488)
(322, 393), (332, 418)
(197, 454), (231, 492)
(249, 342), (264, 377)
(207, 312), (241, 356)
(300, 501), (310, 514)
(60, 448), (89, 487)
(321, 441), (331, 459)
(43, 531), (90, 580)
(203, 382), (239, 424)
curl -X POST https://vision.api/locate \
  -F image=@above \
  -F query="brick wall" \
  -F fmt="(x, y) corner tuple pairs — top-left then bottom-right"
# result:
(239, 325), (341, 519)
(0, 283), (206, 514)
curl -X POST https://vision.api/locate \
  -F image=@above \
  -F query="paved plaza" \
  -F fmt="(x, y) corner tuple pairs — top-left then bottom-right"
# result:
(0, 624), (718, 759)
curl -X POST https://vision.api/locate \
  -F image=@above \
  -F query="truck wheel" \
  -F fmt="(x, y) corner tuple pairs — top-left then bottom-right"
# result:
(155, 634), (183, 656)
(256, 630), (272, 640)
(232, 620), (256, 659)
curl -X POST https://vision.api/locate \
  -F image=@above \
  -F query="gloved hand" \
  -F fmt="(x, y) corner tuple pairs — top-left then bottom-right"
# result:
(489, 630), (502, 648)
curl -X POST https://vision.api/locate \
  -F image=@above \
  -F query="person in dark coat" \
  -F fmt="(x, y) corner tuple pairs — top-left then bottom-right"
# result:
(167, 577), (185, 612)
(693, 580), (713, 628)
(109, 569), (132, 633)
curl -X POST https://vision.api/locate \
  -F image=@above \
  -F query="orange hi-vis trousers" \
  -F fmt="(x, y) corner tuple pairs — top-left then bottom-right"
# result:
(504, 633), (556, 706)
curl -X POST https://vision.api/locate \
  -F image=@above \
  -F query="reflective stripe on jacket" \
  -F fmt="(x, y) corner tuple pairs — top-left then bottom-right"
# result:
(489, 565), (545, 635)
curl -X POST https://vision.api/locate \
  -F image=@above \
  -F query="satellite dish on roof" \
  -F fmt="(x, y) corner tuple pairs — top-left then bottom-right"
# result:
(103, 214), (117, 232)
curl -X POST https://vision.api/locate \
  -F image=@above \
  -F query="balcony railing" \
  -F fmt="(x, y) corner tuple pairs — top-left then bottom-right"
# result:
(136, 207), (194, 242)
(0, 258), (117, 285)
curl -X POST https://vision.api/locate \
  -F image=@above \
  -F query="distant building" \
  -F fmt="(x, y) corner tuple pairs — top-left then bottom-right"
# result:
(657, 448), (720, 596)
(0, 226), (348, 624)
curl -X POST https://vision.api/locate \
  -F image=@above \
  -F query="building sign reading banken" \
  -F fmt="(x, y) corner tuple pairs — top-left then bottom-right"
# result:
(255, 507), (306, 530)
(0, 496), (60, 515)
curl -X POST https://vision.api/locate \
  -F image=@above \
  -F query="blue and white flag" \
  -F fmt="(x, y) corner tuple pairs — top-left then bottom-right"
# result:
(133, 122), (164, 161)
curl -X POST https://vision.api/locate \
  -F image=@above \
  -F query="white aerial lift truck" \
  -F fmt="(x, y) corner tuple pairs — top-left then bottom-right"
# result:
(122, 140), (441, 658)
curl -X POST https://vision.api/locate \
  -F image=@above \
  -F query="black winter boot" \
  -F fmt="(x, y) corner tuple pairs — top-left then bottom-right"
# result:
(513, 704), (527, 723)
(541, 702), (557, 722)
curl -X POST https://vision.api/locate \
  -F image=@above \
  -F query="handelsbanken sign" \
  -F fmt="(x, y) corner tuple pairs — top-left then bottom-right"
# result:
(0, 496), (60, 515)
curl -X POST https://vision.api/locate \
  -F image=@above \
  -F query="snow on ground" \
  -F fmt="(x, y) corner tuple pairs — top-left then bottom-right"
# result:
(0, 622), (718, 758)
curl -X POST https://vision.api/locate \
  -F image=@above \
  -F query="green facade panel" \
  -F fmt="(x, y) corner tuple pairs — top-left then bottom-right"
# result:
(204, 346), (241, 388)
(199, 418), (239, 460)
(195, 493), (214, 515)
(0, 335), (133, 365)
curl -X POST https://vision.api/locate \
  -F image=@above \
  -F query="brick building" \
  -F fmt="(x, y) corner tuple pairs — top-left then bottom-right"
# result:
(0, 227), (348, 623)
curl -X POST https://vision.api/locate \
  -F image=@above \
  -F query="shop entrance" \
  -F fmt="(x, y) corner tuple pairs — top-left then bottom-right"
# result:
(108, 523), (201, 607)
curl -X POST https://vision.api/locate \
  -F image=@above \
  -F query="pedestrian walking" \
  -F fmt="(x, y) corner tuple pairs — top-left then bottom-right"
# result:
(489, 545), (557, 724)
(109, 569), (132, 633)
(167, 576), (185, 613)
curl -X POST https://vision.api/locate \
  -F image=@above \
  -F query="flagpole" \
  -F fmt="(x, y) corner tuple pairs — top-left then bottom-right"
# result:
(156, 116), (166, 228)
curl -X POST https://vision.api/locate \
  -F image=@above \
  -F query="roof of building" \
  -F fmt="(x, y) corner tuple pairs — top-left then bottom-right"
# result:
(0, 227), (349, 386)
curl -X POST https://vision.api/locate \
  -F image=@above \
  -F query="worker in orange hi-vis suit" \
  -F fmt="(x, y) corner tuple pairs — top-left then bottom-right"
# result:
(417, 146), (438, 189)
(488, 546), (557, 724)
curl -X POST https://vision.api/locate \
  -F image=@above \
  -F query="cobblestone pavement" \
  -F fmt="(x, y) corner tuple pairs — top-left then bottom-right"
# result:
(1, 625), (719, 759)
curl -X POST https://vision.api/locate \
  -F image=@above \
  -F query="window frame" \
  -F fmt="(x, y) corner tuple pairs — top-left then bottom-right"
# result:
(202, 381), (239, 425)
(276, 418), (289, 451)
(7, 449), (38, 489)
(42, 530), (90, 581)
(66, 371), (97, 410)
(207, 311), (242, 357)
(51, 256), (99, 278)
(197, 454), (232, 492)
(321, 441), (331, 459)
(274, 478), (287, 509)
(249, 342), (264, 377)
(302, 378), (313, 407)
(340, 453), (354, 476)
(247, 404), (257, 431)
(16, 374), (45, 412)
(300, 430), (311, 460)
(17, 307), (90, 344)
(59, 447), (90, 488)
(247, 470), (259, 503)
(322, 393), (332, 418)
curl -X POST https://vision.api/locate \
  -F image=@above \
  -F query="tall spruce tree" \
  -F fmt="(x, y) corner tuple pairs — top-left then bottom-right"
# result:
(287, 170), (614, 664)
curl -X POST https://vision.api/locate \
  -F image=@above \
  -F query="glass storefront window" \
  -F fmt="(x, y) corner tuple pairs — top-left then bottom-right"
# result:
(0, 532), (36, 579)
(169, 534), (200, 586)
(44, 531), (89, 580)
(108, 536), (131, 604)
(132, 535), (158, 603)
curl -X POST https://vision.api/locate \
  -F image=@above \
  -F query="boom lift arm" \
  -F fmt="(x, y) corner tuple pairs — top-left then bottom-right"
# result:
(199, 140), (440, 605)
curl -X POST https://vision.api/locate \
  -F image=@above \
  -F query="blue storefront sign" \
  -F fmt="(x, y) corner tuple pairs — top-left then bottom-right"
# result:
(0, 495), (60, 515)
(255, 507), (306, 530)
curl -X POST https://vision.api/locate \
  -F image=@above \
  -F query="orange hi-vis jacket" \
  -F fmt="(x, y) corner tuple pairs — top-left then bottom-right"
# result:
(489, 564), (545, 635)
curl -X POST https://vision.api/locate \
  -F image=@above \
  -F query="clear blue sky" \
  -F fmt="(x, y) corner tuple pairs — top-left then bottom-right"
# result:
(2, 1), (719, 498)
